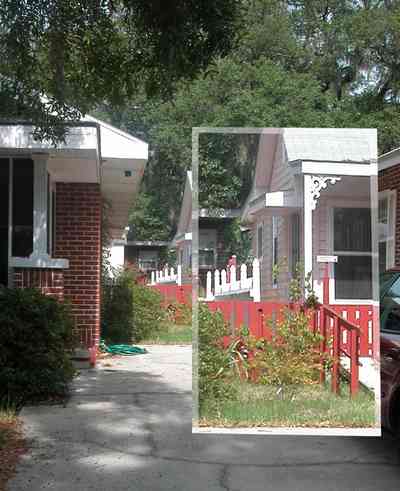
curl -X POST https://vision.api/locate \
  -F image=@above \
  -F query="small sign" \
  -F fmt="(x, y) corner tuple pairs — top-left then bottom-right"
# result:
(317, 255), (338, 263)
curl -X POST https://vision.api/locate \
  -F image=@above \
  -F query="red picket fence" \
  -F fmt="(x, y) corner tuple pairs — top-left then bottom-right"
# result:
(150, 283), (192, 306)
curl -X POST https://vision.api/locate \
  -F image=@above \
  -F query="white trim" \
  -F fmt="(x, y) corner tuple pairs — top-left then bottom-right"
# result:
(5, 155), (69, 272)
(303, 175), (313, 283)
(301, 161), (377, 176)
(256, 222), (263, 259)
(378, 189), (396, 270)
(272, 216), (278, 288)
(32, 154), (49, 256)
(379, 148), (400, 171)
(10, 256), (69, 269)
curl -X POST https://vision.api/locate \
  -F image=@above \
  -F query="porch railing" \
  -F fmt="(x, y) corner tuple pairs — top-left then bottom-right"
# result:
(150, 265), (182, 286)
(313, 303), (361, 397)
(205, 258), (261, 302)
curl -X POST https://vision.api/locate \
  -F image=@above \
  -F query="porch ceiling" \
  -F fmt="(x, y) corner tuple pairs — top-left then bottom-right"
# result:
(0, 118), (149, 241)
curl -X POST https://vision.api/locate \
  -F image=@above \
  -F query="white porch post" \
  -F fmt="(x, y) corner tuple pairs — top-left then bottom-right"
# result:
(303, 175), (313, 283)
(31, 154), (49, 258)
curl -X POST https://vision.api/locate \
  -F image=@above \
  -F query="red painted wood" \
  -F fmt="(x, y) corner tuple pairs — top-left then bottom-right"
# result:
(332, 316), (340, 395)
(350, 329), (359, 397)
(151, 283), (191, 306)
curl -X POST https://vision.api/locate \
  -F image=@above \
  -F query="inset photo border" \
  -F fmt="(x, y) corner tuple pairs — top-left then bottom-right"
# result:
(191, 127), (381, 436)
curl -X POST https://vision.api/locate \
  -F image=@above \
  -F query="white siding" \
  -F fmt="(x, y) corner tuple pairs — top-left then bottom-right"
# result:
(269, 138), (294, 193)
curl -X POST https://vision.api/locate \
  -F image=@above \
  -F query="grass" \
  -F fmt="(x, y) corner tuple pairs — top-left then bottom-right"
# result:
(0, 402), (25, 491)
(141, 322), (192, 344)
(199, 379), (377, 428)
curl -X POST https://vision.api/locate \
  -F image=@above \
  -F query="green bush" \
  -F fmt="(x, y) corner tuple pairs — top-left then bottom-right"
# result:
(102, 266), (166, 343)
(198, 303), (236, 409)
(0, 288), (76, 406)
(101, 268), (135, 343)
(132, 283), (166, 341)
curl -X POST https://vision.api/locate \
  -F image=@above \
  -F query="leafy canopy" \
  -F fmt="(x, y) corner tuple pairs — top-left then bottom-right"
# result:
(0, 0), (241, 142)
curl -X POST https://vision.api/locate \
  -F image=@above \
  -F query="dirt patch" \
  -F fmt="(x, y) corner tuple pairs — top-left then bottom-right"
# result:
(0, 420), (27, 491)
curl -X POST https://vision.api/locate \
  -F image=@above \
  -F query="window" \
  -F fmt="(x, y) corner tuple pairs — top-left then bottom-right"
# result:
(199, 249), (214, 268)
(0, 159), (9, 285)
(272, 216), (278, 287)
(257, 223), (263, 259)
(12, 158), (34, 257)
(379, 191), (396, 273)
(333, 207), (372, 300)
(290, 214), (300, 277)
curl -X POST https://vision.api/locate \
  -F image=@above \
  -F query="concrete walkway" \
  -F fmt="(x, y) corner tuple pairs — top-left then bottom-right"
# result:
(8, 345), (400, 491)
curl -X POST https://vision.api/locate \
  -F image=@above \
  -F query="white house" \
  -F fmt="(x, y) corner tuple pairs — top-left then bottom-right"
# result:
(241, 128), (378, 305)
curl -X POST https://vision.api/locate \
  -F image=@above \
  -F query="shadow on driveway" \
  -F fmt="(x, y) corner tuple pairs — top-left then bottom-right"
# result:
(8, 345), (400, 491)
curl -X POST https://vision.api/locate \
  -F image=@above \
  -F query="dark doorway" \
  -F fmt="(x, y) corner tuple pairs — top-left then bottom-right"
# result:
(0, 159), (9, 286)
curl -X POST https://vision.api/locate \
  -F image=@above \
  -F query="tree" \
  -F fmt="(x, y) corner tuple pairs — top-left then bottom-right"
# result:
(0, 0), (241, 142)
(97, 0), (400, 240)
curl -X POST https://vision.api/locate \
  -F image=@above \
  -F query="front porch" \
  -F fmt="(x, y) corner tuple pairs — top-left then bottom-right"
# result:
(0, 118), (148, 350)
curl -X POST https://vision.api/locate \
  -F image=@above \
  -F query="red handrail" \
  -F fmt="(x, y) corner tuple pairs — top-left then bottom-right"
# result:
(315, 303), (360, 397)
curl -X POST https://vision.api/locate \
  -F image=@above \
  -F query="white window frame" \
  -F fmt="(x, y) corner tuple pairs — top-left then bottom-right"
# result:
(272, 216), (278, 288)
(7, 155), (68, 274)
(378, 189), (396, 271)
(327, 199), (373, 305)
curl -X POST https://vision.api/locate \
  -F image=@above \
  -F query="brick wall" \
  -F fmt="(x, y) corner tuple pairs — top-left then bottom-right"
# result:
(54, 183), (102, 349)
(13, 268), (64, 300)
(379, 164), (400, 266)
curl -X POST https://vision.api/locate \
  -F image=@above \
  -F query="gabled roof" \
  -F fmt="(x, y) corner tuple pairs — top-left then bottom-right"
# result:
(242, 127), (377, 224)
(283, 128), (377, 164)
(379, 146), (400, 171)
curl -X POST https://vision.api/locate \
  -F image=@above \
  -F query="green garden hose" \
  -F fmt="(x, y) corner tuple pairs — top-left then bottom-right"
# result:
(99, 340), (147, 356)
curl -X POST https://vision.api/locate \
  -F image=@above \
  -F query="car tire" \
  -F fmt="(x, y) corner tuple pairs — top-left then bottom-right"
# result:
(389, 388), (400, 438)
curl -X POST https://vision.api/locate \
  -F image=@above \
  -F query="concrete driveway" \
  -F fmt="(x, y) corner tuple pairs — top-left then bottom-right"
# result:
(8, 345), (400, 491)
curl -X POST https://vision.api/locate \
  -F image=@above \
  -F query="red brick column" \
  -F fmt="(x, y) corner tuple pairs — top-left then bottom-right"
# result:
(13, 268), (64, 300)
(54, 183), (102, 349)
(379, 166), (400, 266)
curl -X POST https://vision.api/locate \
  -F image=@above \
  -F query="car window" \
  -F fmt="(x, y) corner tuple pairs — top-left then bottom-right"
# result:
(381, 273), (397, 297)
(387, 276), (400, 297)
(381, 276), (400, 333)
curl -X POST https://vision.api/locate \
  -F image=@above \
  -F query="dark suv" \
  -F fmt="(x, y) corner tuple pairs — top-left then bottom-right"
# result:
(380, 270), (400, 434)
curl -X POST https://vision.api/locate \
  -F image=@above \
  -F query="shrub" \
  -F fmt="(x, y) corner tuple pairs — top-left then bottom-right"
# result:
(165, 300), (192, 325)
(102, 265), (167, 343)
(239, 308), (328, 391)
(198, 303), (236, 408)
(132, 283), (166, 341)
(234, 261), (331, 395)
(0, 288), (76, 406)
(101, 268), (135, 343)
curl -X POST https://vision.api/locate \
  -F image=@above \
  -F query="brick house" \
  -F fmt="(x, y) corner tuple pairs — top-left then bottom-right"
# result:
(378, 148), (399, 271)
(0, 116), (148, 352)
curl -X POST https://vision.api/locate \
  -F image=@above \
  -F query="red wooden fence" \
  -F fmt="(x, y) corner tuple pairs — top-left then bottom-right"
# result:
(206, 300), (375, 358)
(206, 299), (367, 397)
(150, 283), (192, 305)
